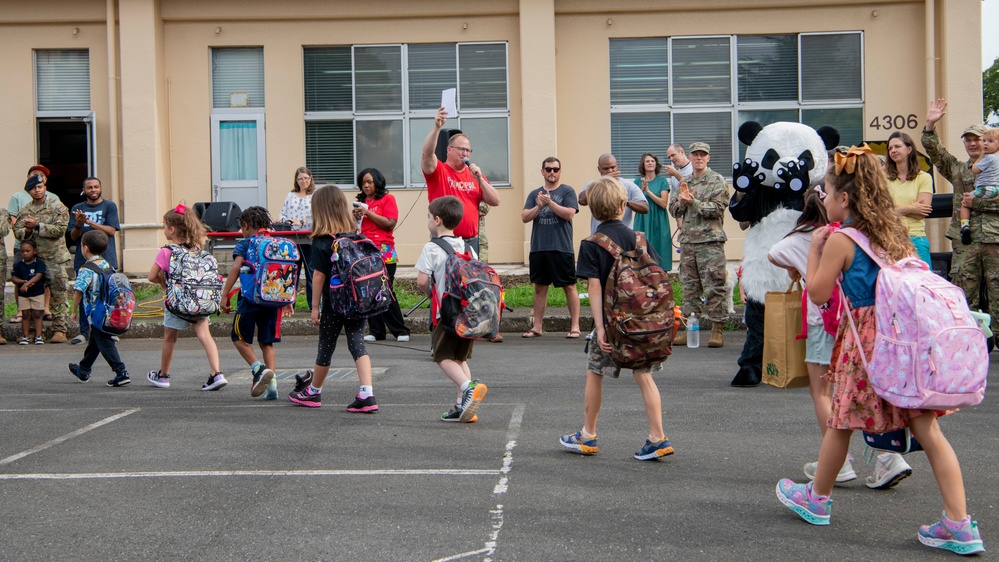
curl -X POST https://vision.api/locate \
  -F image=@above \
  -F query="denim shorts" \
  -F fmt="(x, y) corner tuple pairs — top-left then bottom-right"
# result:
(163, 308), (195, 331)
(804, 323), (834, 365)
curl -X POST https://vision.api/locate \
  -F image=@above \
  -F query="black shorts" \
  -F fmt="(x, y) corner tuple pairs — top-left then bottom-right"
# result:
(529, 251), (576, 287)
(231, 305), (281, 345)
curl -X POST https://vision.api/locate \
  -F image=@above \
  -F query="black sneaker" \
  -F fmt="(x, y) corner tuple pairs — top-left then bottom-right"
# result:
(251, 365), (275, 397)
(440, 404), (477, 423)
(201, 372), (228, 391)
(107, 372), (131, 387)
(68, 363), (91, 383)
(289, 386), (322, 408)
(293, 369), (314, 393)
(961, 225), (972, 245)
(346, 394), (379, 413)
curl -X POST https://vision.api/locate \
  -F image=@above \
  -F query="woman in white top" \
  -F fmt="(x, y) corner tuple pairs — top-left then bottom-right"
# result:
(279, 166), (316, 309)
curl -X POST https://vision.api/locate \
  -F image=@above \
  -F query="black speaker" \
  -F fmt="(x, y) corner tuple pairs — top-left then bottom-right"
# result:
(434, 128), (463, 163)
(199, 201), (242, 232)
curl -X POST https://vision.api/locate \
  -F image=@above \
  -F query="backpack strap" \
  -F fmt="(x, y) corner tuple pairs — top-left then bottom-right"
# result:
(430, 237), (457, 257)
(586, 232), (625, 259)
(837, 227), (890, 269)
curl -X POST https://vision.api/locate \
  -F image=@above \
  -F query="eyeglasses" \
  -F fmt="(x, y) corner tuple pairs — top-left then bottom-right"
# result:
(449, 146), (472, 154)
(543, 166), (561, 173)
(297, 177), (311, 182)
(814, 184), (827, 200)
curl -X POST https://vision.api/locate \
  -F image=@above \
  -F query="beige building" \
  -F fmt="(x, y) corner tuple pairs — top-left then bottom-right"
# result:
(0, 0), (983, 274)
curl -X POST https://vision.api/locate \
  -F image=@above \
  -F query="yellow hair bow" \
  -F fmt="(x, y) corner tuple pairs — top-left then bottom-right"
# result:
(833, 143), (874, 176)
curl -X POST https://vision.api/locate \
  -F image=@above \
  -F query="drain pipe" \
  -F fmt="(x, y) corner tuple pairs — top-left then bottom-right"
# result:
(106, 0), (123, 267)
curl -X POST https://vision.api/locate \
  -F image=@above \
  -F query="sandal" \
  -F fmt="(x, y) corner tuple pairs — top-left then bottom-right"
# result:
(521, 329), (543, 338)
(9, 314), (22, 324)
(566, 330), (582, 339)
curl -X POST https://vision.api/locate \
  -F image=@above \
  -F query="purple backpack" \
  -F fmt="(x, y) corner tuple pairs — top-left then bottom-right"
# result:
(839, 227), (987, 410)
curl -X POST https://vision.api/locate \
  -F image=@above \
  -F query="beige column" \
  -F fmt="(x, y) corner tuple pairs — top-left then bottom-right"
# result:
(519, 0), (558, 263)
(117, 0), (169, 274)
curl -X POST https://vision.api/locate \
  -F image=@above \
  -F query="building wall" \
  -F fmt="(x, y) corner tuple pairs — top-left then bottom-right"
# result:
(0, 0), (984, 274)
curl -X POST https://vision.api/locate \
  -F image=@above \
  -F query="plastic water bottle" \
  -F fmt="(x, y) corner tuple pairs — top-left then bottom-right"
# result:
(330, 274), (342, 288)
(687, 312), (700, 348)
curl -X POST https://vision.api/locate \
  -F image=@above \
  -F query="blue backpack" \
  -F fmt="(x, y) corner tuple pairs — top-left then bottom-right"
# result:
(82, 262), (135, 335)
(238, 233), (300, 307)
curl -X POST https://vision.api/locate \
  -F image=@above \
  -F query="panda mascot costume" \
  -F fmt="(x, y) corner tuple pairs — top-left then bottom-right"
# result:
(728, 122), (839, 387)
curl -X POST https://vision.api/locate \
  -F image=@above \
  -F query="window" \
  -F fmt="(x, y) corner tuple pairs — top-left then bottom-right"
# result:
(609, 33), (863, 178)
(35, 50), (90, 113)
(211, 47), (265, 109)
(304, 42), (510, 188)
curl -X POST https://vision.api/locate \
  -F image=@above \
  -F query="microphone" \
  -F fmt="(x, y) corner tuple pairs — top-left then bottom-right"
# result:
(462, 157), (471, 167)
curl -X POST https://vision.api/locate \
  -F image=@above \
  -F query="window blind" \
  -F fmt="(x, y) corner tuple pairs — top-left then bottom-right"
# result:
(35, 50), (90, 112)
(212, 47), (265, 109)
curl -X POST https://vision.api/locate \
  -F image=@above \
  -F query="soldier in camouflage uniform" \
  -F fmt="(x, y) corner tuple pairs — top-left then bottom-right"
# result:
(920, 99), (997, 333)
(668, 142), (729, 348)
(0, 207), (8, 342)
(13, 175), (73, 342)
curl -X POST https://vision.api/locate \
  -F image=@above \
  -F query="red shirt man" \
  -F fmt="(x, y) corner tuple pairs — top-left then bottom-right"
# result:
(420, 107), (501, 248)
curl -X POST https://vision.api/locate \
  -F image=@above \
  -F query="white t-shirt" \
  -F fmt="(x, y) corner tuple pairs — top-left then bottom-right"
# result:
(768, 230), (822, 326)
(415, 235), (477, 319)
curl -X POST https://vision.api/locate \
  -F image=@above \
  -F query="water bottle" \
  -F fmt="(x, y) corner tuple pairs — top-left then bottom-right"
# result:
(687, 312), (700, 348)
(330, 274), (342, 288)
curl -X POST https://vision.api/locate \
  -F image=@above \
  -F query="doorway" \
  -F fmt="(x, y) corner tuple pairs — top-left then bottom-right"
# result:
(210, 113), (267, 212)
(36, 114), (96, 209)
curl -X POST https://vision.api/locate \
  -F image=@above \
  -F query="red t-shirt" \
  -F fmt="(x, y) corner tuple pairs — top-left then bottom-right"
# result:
(424, 160), (484, 239)
(360, 193), (398, 248)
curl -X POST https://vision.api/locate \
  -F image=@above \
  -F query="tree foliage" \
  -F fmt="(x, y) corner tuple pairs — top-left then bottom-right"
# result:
(986, 56), (999, 124)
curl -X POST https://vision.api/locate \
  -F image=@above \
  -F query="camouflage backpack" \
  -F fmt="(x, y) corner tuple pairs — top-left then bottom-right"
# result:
(587, 231), (676, 369)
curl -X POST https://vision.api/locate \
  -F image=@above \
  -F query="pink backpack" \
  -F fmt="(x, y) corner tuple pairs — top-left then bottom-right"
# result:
(839, 227), (987, 410)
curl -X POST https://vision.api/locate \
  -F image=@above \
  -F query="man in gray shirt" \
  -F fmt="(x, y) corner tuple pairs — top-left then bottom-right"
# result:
(579, 153), (649, 234)
(521, 157), (581, 338)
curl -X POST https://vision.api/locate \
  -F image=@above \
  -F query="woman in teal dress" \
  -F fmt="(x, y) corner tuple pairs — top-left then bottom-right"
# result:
(633, 152), (672, 270)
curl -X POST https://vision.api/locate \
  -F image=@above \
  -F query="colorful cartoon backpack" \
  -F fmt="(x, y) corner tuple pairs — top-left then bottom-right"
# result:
(430, 238), (504, 340)
(82, 262), (136, 335)
(165, 244), (223, 320)
(329, 232), (391, 319)
(239, 232), (300, 307)
(839, 227), (987, 410)
(587, 231), (677, 369)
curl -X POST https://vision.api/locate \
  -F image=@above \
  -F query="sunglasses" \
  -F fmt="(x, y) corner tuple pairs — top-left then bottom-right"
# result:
(543, 166), (561, 173)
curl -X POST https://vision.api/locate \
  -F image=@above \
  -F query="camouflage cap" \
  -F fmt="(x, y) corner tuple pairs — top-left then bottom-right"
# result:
(688, 142), (710, 154)
(962, 124), (986, 138)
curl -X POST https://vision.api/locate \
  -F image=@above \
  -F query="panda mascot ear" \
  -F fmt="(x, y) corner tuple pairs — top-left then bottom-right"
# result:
(816, 126), (840, 151)
(739, 121), (764, 147)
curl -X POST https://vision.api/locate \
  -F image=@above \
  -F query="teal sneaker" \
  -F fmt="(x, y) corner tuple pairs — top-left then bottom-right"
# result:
(263, 379), (278, 400)
(776, 479), (831, 526)
(918, 513), (985, 555)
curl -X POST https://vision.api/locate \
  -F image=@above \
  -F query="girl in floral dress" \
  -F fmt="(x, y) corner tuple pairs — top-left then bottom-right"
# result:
(775, 145), (984, 555)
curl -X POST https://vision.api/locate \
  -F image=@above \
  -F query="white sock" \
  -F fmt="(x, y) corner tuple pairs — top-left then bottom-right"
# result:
(459, 381), (471, 392)
(308, 384), (322, 394)
(359, 385), (373, 399)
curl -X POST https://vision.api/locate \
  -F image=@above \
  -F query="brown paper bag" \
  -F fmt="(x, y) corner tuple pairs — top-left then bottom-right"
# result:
(762, 281), (809, 389)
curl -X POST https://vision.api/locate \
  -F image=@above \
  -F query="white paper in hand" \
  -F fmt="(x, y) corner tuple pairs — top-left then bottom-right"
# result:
(441, 88), (457, 118)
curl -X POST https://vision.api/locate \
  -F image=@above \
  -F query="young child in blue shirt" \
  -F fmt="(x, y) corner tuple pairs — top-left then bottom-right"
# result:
(221, 206), (294, 400)
(68, 230), (130, 387)
(11, 240), (46, 345)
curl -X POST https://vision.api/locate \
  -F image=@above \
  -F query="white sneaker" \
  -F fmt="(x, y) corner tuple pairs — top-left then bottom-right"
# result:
(396, 334), (410, 342)
(70, 334), (87, 345)
(865, 453), (912, 489)
(803, 457), (857, 483)
(363, 335), (376, 342)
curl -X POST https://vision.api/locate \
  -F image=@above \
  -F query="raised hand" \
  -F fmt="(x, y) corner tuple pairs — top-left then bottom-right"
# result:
(926, 98), (947, 126)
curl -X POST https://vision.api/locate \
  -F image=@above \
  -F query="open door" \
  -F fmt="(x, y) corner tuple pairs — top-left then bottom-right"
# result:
(210, 113), (267, 212)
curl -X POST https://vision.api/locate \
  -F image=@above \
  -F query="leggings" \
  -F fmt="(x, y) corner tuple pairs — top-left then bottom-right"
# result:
(315, 300), (368, 367)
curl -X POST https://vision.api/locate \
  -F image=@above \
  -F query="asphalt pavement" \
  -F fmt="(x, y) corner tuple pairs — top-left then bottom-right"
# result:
(1, 333), (996, 561)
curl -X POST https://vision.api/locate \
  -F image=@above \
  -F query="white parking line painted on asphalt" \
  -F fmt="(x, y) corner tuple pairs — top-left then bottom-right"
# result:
(0, 409), (139, 466)
(0, 469), (501, 480)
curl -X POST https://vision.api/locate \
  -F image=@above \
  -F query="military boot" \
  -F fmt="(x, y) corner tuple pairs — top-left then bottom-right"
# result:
(673, 329), (687, 347)
(708, 323), (724, 348)
(50, 331), (68, 344)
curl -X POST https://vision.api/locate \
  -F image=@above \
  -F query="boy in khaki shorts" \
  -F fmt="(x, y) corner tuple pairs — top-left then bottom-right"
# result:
(10, 240), (47, 345)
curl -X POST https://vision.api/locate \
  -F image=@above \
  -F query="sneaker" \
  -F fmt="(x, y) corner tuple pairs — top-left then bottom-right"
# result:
(347, 394), (379, 413)
(961, 225), (972, 245)
(107, 372), (131, 387)
(289, 386), (322, 407)
(111, 335), (120, 343)
(18, 337), (29, 345)
(458, 380), (487, 423)
(559, 431), (599, 455)
(201, 372), (228, 391)
(68, 362), (91, 383)
(34, 336), (44, 345)
(250, 365), (275, 397)
(918, 512), (985, 555)
(363, 335), (377, 342)
(147, 370), (171, 389)
(803, 458), (857, 484)
(263, 379), (278, 401)
(634, 437), (675, 460)
(865, 453), (912, 489)
(70, 334), (87, 345)
(440, 404), (477, 423)
(293, 370), (314, 393)
(776, 479), (832, 526)
(396, 334), (410, 342)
